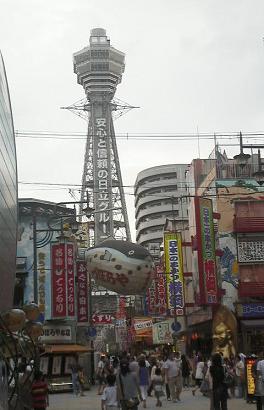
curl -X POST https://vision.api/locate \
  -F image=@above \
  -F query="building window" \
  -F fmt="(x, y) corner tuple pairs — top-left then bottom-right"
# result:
(165, 186), (177, 192)
(91, 62), (109, 71)
(148, 201), (162, 207)
(150, 214), (161, 220)
(91, 50), (109, 59)
(164, 199), (178, 205)
(148, 177), (160, 183)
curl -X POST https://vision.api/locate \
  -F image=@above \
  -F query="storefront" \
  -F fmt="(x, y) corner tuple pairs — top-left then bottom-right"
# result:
(237, 303), (264, 355)
(186, 307), (213, 357)
(39, 323), (91, 392)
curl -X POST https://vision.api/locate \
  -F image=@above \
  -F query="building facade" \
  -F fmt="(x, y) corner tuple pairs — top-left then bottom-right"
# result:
(0, 51), (18, 410)
(17, 199), (76, 318)
(134, 164), (188, 256)
(0, 52), (18, 313)
(185, 149), (264, 355)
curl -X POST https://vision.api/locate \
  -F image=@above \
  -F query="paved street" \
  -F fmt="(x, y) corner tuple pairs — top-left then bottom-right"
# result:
(49, 388), (255, 410)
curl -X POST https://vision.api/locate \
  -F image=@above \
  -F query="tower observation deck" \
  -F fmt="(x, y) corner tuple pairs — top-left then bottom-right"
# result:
(73, 28), (131, 245)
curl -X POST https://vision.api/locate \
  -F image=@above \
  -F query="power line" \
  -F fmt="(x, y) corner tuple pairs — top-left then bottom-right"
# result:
(15, 130), (264, 142)
(18, 183), (264, 199)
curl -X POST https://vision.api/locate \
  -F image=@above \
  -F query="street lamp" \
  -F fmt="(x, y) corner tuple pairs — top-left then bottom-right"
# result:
(233, 132), (264, 185)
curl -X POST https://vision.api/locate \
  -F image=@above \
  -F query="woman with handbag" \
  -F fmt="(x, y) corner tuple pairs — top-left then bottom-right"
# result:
(117, 360), (143, 410)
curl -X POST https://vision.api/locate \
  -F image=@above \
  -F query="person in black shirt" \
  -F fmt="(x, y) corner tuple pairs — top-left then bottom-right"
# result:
(210, 353), (228, 410)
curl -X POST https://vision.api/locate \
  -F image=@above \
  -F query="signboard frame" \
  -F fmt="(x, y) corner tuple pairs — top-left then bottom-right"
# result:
(245, 357), (257, 398)
(237, 235), (264, 264)
(164, 232), (184, 316)
(195, 197), (218, 305)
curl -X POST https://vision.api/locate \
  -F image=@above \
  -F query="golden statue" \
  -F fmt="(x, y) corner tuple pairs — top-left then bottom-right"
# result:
(212, 306), (237, 358)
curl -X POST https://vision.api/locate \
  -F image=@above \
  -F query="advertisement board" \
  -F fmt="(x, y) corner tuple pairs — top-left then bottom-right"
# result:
(164, 232), (184, 316)
(237, 236), (264, 263)
(40, 324), (72, 343)
(76, 261), (89, 323)
(145, 275), (156, 315)
(195, 197), (218, 305)
(245, 357), (256, 396)
(93, 116), (111, 244)
(93, 314), (112, 324)
(156, 265), (167, 315)
(145, 265), (167, 316)
(66, 243), (75, 317)
(153, 320), (173, 345)
(51, 243), (67, 318)
(133, 317), (153, 340)
(237, 303), (264, 318)
(51, 242), (77, 318)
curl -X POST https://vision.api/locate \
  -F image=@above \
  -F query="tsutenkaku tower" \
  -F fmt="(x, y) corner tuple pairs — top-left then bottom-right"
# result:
(73, 28), (131, 245)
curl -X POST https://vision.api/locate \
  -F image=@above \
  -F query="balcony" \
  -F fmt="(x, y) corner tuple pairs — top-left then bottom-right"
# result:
(233, 216), (264, 233)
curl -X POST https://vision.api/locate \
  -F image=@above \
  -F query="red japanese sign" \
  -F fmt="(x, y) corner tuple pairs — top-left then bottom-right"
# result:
(51, 243), (67, 318)
(145, 274), (156, 315)
(116, 296), (126, 319)
(92, 314), (112, 324)
(66, 243), (75, 317)
(76, 261), (88, 323)
(195, 197), (218, 305)
(156, 265), (167, 315)
(145, 265), (167, 316)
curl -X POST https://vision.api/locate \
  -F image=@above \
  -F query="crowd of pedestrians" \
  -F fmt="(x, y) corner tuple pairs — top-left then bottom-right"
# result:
(93, 350), (257, 410)
(17, 348), (264, 410)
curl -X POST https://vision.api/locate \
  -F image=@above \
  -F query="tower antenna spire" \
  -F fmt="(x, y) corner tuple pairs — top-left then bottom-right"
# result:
(71, 28), (131, 245)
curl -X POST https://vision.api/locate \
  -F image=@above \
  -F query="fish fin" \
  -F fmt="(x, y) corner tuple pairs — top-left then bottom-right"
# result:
(103, 250), (112, 261)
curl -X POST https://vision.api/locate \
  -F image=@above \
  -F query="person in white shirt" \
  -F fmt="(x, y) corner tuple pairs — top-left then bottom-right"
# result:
(235, 354), (245, 398)
(256, 358), (264, 409)
(129, 357), (139, 380)
(97, 355), (107, 395)
(164, 352), (182, 403)
(101, 374), (119, 410)
(192, 358), (205, 396)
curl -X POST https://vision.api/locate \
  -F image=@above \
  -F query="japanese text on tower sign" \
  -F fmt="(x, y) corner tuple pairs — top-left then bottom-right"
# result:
(96, 118), (110, 237)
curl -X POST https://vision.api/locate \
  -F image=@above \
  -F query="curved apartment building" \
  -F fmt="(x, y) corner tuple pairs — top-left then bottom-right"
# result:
(135, 164), (188, 253)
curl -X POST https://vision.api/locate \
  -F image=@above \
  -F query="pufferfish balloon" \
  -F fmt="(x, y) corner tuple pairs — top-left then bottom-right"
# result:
(85, 240), (155, 295)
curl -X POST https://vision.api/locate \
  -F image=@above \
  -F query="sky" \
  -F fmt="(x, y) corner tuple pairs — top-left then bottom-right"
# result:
(1, 0), (264, 240)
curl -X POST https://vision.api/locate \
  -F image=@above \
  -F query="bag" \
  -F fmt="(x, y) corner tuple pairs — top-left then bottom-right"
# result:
(200, 379), (209, 393)
(124, 397), (140, 408)
(223, 371), (234, 388)
(154, 384), (163, 392)
(119, 374), (140, 409)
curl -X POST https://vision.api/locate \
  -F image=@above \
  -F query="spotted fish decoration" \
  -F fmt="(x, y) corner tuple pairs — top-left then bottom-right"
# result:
(85, 239), (155, 295)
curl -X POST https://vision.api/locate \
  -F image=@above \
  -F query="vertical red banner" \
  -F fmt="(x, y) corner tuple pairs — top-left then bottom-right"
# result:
(51, 243), (67, 318)
(77, 261), (88, 323)
(195, 197), (218, 305)
(145, 273), (157, 315)
(66, 243), (75, 317)
(145, 265), (167, 316)
(155, 265), (167, 316)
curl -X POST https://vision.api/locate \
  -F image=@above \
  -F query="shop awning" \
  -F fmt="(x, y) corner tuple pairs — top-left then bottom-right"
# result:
(44, 344), (92, 354)
(241, 320), (264, 328)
